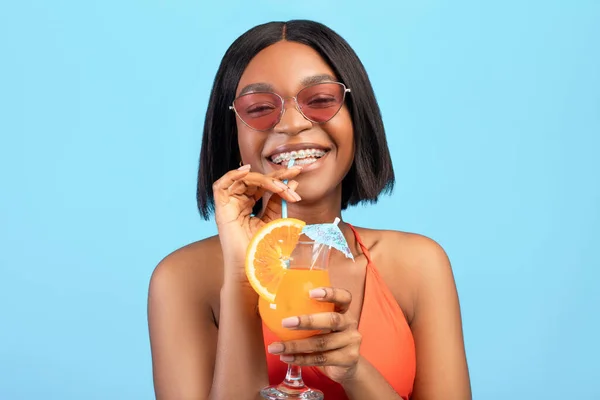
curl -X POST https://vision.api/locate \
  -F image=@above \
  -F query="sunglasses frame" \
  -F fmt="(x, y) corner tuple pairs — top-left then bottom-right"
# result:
(229, 82), (351, 132)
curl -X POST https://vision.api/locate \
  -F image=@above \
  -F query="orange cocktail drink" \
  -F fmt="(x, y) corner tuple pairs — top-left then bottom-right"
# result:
(259, 267), (334, 341)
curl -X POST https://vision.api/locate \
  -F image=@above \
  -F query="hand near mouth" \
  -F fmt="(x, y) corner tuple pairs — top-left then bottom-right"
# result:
(213, 164), (303, 275)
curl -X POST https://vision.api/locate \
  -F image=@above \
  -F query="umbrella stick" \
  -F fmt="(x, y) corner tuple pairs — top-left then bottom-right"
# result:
(309, 218), (341, 270)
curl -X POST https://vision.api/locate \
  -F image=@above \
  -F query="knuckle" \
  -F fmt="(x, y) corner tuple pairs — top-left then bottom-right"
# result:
(315, 335), (328, 351)
(331, 287), (352, 305)
(305, 314), (315, 329)
(286, 341), (297, 353)
(330, 287), (338, 300)
(352, 331), (362, 344)
(330, 312), (342, 329)
(294, 354), (304, 364)
(313, 353), (327, 366)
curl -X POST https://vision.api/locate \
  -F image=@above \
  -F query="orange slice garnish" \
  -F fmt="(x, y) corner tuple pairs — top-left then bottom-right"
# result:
(245, 218), (305, 302)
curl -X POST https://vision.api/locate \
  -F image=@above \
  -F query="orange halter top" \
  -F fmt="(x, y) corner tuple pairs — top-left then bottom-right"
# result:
(262, 224), (416, 399)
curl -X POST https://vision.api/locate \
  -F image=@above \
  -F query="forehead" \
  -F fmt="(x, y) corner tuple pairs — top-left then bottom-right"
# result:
(236, 41), (338, 96)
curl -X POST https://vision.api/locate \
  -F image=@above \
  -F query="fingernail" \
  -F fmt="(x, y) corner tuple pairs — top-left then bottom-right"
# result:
(282, 317), (300, 328)
(291, 191), (302, 201)
(309, 288), (326, 299)
(280, 355), (294, 362)
(268, 343), (284, 354)
(238, 164), (251, 170)
(273, 180), (288, 190)
(292, 166), (303, 170)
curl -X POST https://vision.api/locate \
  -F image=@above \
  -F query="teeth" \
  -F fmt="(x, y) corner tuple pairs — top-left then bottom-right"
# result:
(271, 148), (327, 164)
(294, 157), (319, 166)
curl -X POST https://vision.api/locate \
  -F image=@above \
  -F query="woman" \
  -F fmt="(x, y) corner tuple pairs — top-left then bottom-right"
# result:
(148, 20), (471, 400)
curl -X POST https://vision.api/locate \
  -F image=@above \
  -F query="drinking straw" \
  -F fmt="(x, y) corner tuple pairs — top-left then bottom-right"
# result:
(281, 158), (295, 219)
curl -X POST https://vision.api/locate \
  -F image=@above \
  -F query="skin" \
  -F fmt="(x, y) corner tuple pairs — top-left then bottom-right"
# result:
(148, 41), (472, 400)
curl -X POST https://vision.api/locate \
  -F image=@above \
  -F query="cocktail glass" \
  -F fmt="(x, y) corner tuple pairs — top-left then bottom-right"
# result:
(258, 240), (334, 400)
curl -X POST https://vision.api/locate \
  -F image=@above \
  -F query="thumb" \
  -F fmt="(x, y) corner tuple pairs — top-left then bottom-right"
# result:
(259, 180), (299, 223)
(260, 192), (283, 224)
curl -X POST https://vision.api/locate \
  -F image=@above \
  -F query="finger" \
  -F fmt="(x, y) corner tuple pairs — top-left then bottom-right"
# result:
(287, 180), (299, 192)
(267, 166), (303, 180)
(245, 168), (302, 201)
(212, 167), (252, 203)
(260, 191), (286, 221)
(282, 312), (354, 332)
(261, 179), (299, 209)
(228, 181), (261, 199)
(268, 331), (359, 355)
(253, 187), (266, 202)
(241, 173), (301, 202)
(279, 347), (360, 367)
(228, 180), (249, 196)
(259, 195), (281, 223)
(308, 287), (352, 314)
(214, 168), (300, 202)
(236, 195), (256, 216)
(224, 174), (298, 203)
(213, 166), (251, 191)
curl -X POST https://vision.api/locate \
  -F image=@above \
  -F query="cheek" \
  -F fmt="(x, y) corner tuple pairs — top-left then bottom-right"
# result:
(328, 112), (355, 179)
(329, 109), (354, 155)
(237, 126), (265, 165)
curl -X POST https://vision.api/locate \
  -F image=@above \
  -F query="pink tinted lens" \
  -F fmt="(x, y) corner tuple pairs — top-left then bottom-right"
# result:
(297, 83), (345, 123)
(233, 92), (282, 130)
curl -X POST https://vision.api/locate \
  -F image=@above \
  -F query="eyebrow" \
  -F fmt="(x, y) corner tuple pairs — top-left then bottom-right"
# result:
(238, 74), (337, 96)
(238, 82), (274, 96)
(301, 74), (337, 86)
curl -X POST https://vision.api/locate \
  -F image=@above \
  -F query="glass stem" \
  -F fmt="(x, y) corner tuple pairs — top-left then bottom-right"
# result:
(283, 364), (306, 389)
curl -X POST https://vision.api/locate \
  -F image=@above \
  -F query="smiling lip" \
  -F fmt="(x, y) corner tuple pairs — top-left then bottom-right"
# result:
(265, 143), (330, 160)
(267, 150), (331, 172)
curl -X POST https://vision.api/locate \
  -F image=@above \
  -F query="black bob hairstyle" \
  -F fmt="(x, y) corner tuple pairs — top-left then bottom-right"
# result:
(197, 20), (395, 220)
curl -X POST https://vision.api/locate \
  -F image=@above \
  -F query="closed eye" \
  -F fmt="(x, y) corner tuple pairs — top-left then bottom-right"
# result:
(305, 95), (338, 108)
(245, 103), (278, 117)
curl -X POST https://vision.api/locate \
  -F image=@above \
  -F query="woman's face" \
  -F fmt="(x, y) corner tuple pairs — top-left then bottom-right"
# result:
(235, 41), (354, 204)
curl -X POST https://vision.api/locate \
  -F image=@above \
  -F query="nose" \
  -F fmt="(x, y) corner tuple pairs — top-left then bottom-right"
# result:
(273, 98), (312, 136)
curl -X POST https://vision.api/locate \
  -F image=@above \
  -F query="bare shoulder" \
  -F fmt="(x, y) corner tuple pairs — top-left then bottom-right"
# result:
(350, 226), (454, 323)
(372, 229), (452, 279)
(355, 227), (451, 279)
(148, 236), (227, 398)
(383, 230), (450, 271)
(149, 235), (224, 304)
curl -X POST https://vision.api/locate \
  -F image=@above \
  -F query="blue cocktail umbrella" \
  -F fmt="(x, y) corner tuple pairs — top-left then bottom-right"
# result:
(302, 217), (354, 261)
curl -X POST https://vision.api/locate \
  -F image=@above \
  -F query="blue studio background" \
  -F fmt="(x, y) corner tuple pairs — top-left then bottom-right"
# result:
(1, 1), (598, 399)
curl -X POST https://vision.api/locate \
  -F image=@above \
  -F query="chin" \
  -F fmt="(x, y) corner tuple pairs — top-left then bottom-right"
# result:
(295, 177), (342, 203)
